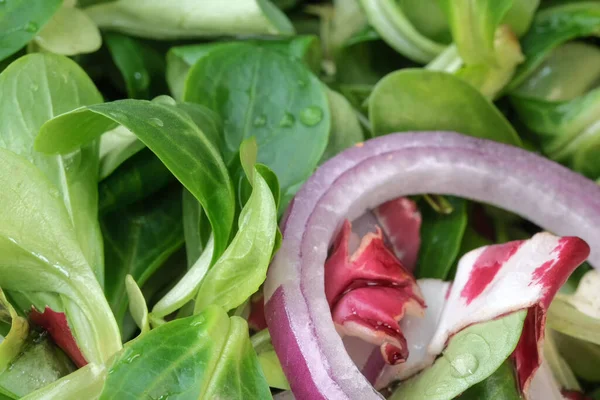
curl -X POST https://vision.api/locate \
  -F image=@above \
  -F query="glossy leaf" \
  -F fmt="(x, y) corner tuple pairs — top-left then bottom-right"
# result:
(0, 53), (104, 283)
(105, 32), (167, 99)
(415, 197), (468, 280)
(194, 167), (278, 313)
(33, 6), (101, 56)
(20, 363), (106, 400)
(0, 148), (121, 364)
(182, 188), (210, 268)
(85, 0), (294, 40)
(167, 36), (321, 101)
(0, 0), (62, 61)
(99, 149), (174, 214)
(0, 290), (28, 373)
(184, 43), (330, 207)
(320, 88), (364, 162)
(547, 295), (600, 346)
(98, 125), (144, 180)
(509, 2), (600, 90)
(391, 311), (526, 400)
(459, 360), (521, 400)
(358, 0), (446, 63)
(100, 306), (271, 400)
(102, 188), (184, 330)
(35, 99), (235, 263)
(369, 69), (521, 145)
(125, 275), (149, 335)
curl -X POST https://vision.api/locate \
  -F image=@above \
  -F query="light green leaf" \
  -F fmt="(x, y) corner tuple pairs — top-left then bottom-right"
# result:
(391, 310), (526, 400)
(320, 87), (364, 162)
(35, 99), (235, 263)
(0, 290), (28, 374)
(508, 2), (600, 90)
(167, 36), (321, 101)
(369, 69), (521, 145)
(416, 197), (468, 280)
(545, 330), (581, 390)
(33, 6), (101, 56)
(548, 295), (600, 346)
(0, 0), (62, 61)
(84, 0), (294, 40)
(102, 188), (184, 331)
(258, 351), (290, 390)
(437, 0), (514, 65)
(125, 275), (149, 335)
(240, 137), (258, 185)
(0, 148), (121, 364)
(358, 0), (446, 63)
(98, 125), (144, 180)
(21, 363), (106, 400)
(99, 306), (271, 400)
(194, 167), (277, 314)
(553, 330), (600, 382)
(184, 43), (330, 207)
(0, 53), (104, 283)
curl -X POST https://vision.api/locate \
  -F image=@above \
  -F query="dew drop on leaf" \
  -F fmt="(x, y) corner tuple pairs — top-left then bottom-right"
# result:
(24, 21), (38, 33)
(253, 115), (267, 127)
(299, 106), (323, 126)
(449, 353), (479, 378)
(108, 112), (129, 122)
(153, 95), (177, 106)
(148, 118), (164, 128)
(279, 112), (295, 127)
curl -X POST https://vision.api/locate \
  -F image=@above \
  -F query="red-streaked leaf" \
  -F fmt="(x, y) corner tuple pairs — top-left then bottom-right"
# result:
(428, 233), (589, 391)
(373, 197), (421, 271)
(325, 219), (424, 365)
(29, 306), (87, 368)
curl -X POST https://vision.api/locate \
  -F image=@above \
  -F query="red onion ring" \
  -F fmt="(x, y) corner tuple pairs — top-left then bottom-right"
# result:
(264, 132), (600, 400)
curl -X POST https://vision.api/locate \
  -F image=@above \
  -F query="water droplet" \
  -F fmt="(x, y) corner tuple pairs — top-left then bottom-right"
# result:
(253, 115), (267, 127)
(148, 118), (164, 128)
(190, 315), (205, 327)
(24, 21), (38, 33)
(133, 72), (143, 81)
(279, 112), (295, 127)
(299, 106), (323, 126)
(152, 95), (176, 106)
(450, 353), (479, 378)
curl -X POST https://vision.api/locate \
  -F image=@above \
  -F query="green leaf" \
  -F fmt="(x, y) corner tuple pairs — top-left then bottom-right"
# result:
(0, 0), (62, 61)
(240, 137), (259, 185)
(0, 148), (121, 364)
(105, 32), (167, 99)
(320, 87), (364, 162)
(35, 99), (235, 263)
(369, 69), (521, 145)
(391, 310), (526, 400)
(0, 332), (76, 398)
(0, 290), (28, 374)
(437, 0), (514, 65)
(184, 43), (330, 207)
(553, 330), (600, 382)
(508, 2), (600, 90)
(85, 0), (294, 40)
(167, 36), (321, 101)
(100, 306), (271, 400)
(458, 360), (521, 400)
(0, 53), (104, 283)
(502, 0), (540, 36)
(21, 363), (106, 400)
(548, 295), (600, 346)
(182, 188), (211, 269)
(545, 330), (581, 390)
(98, 149), (174, 214)
(358, 0), (446, 63)
(102, 188), (184, 331)
(98, 125), (144, 180)
(416, 197), (468, 280)
(194, 167), (278, 313)
(125, 275), (149, 335)
(33, 6), (101, 56)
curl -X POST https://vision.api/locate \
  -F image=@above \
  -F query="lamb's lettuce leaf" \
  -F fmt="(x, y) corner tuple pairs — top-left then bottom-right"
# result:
(459, 360), (521, 400)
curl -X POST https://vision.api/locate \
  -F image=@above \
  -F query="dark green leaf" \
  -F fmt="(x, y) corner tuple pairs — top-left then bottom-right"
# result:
(320, 88), (364, 162)
(35, 99), (235, 263)
(184, 43), (330, 208)
(369, 69), (521, 145)
(102, 187), (184, 332)
(459, 360), (521, 400)
(100, 306), (271, 400)
(0, 0), (62, 61)
(416, 197), (468, 280)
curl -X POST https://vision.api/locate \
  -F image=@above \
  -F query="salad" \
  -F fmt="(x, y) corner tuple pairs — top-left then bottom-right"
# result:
(0, 0), (599, 399)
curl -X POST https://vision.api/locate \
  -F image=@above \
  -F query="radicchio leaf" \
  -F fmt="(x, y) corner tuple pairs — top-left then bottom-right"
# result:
(248, 292), (267, 332)
(325, 220), (424, 365)
(29, 306), (87, 368)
